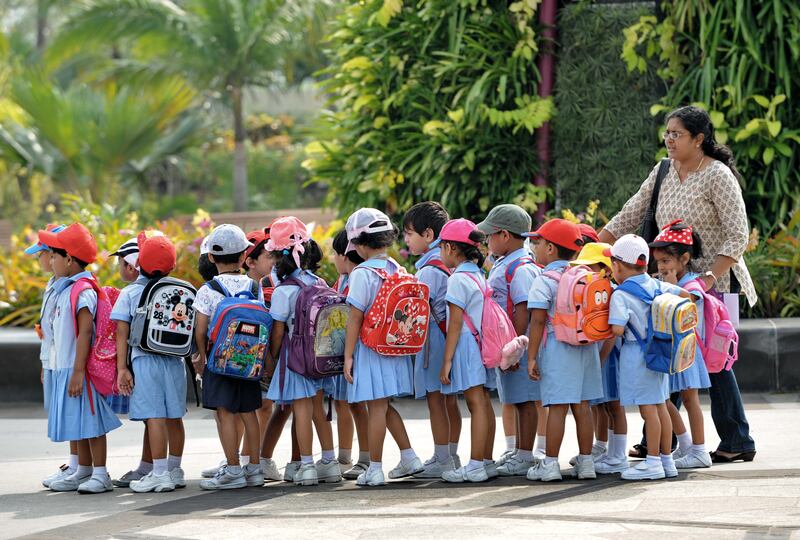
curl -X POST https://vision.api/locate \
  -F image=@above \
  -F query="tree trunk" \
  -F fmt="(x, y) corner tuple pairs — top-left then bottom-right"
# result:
(533, 0), (557, 224)
(231, 85), (248, 212)
(36, 0), (48, 51)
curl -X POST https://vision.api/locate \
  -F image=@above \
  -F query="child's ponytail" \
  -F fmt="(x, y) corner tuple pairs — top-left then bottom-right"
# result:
(444, 229), (487, 268)
(272, 239), (322, 280)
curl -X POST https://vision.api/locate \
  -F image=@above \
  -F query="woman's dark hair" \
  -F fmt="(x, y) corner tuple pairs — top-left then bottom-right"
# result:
(666, 105), (741, 180)
(242, 240), (267, 271)
(442, 230), (487, 267)
(350, 221), (399, 249)
(402, 202), (450, 237)
(332, 229), (365, 265)
(51, 247), (88, 268)
(198, 253), (218, 281)
(271, 239), (323, 281)
(653, 223), (704, 272)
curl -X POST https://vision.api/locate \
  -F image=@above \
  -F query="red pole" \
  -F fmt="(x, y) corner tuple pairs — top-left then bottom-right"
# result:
(533, 0), (557, 225)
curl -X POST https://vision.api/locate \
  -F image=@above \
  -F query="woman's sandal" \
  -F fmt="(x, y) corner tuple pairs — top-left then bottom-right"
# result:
(710, 450), (756, 463)
(628, 444), (648, 459)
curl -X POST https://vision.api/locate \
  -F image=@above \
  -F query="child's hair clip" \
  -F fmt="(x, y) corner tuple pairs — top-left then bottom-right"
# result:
(282, 249), (290, 256)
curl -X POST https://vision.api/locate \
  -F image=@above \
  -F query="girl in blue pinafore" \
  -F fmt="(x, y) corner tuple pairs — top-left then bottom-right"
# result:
(435, 219), (498, 483)
(265, 216), (340, 487)
(649, 220), (712, 470)
(343, 208), (423, 487)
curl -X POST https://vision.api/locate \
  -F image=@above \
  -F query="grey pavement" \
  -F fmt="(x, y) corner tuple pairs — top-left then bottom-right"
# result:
(1, 394), (799, 539)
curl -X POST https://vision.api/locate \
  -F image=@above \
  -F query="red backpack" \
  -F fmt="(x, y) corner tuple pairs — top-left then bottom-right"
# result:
(360, 267), (431, 356)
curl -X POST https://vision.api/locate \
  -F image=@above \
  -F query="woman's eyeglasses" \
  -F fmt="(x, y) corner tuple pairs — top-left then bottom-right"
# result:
(662, 130), (686, 141)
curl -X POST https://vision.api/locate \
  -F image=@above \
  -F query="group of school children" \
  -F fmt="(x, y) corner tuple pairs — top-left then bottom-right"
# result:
(28, 200), (722, 494)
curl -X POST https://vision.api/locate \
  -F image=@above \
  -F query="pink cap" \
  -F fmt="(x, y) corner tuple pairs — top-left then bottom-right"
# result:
(432, 218), (481, 247)
(265, 217), (309, 268)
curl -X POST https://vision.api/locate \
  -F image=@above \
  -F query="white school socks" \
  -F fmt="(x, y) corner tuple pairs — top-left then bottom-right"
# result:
(300, 455), (314, 465)
(368, 461), (382, 474)
(167, 455), (182, 471)
(227, 464), (242, 474)
(400, 448), (418, 464)
(505, 436), (517, 452)
(677, 431), (693, 453)
(321, 449), (336, 462)
(68, 454), (79, 472)
(645, 455), (661, 468)
(71, 465), (92, 480)
(660, 453), (675, 469)
(153, 458), (168, 476)
(449, 442), (459, 457)
(594, 440), (608, 450)
(483, 458), (495, 465)
(534, 435), (547, 453)
(434, 444), (450, 462)
(92, 466), (108, 479)
(691, 443), (706, 454)
(577, 454), (592, 463)
(359, 451), (370, 463)
(612, 433), (628, 461)
(136, 460), (153, 475)
(241, 455), (251, 466)
(516, 449), (534, 461)
(543, 456), (557, 466)
(467, 459), (483, 471)
(338, 448), (352, 463)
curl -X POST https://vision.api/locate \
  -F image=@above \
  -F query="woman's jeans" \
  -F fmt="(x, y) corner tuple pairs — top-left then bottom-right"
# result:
(708, 368), (756, 453)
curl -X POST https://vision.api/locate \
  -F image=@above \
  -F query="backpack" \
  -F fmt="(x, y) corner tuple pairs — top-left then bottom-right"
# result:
(461, 273), (517, 368)
(503, 256), (538, 318)
(128, 277), (197, 358)
(423, 259), (451, 335)
(616, 280), (698, 374)
(283, 276), (348, 378)
(359, 266), (431, 356)
(543, 265), (613, 345)
(261, 275), (277, 308)
(205, 278), (272, 380)
(69, 277), (120, 403)
(683, 279), (739, 373)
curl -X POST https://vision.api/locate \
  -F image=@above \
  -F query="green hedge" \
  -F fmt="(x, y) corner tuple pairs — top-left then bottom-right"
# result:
(552, 3), (661, 216)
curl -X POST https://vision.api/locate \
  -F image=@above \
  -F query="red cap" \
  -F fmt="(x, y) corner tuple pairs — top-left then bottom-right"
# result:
(578, 223), (600, 243)
(38, 223), (98, 264)
(245, 229), (269, 259)
(137, 231), (176, 275)
(524, 219), (583, 251)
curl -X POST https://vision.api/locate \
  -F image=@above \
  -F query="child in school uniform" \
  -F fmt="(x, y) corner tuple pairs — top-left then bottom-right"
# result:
(436, 219), (498, 483)
(606, 234), (691, 480)
(330, 229), (370, 479)
(40, 223), (122, 493)
(526, 219), (603, 482)
(113, 233), (187, 493)
(195, 224), (264, 490)
(402, 202), (464, 478)
(477, 204), (541, 477)
(343, 208), (423, 486)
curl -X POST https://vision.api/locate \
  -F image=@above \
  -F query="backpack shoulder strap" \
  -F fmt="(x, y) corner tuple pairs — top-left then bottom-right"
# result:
(616, 279), (654, 305)
(70, 277), (100, 337)
(250, 278), (260, 298)
(424, 259), (451, 276)
(648, 158), (671, 215)
(206, 278), (231, 298)
(137, 277), (163, 309)
(542, 270), (562, 283)
(505, 256), (534, 284)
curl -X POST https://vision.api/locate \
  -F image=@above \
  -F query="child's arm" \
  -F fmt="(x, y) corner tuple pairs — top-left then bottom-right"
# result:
(116, 321), (133, 395)
(526, 308), (547, 381)
(440, 303), (463, 385)
(194, 313), (209, 375)
(266, 321), (285, 378)
(68, 307), (93, 398)
(512, 301), (529, 336)
(611, 324), (625, 337)
(599, 337), (616, 362)
(343, 307), (364, 384)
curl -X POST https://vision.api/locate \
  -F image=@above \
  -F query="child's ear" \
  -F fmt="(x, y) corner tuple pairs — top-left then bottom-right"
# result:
(424, 228), (435, 242)
(680, 252), (691, 266)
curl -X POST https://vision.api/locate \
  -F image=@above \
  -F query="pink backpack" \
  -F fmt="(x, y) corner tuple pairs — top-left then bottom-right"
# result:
(684, 279), (739, 373)
(461, 273), (517, 368)
(70, 277), (120, 406)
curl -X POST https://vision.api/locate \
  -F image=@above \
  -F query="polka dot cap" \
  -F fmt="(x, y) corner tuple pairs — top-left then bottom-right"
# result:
(649, 219), (694, 247)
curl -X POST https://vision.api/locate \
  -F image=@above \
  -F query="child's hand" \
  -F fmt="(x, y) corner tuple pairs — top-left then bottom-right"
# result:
(660, 268), (678, 284)
(68, 370), (85, 397)
(528, 359), (540, 381)
(192, 351), (205, 376)
(439, 359), (452, 385)
(344, 355), (354, 384)
(117, 368), (134, 396)
(40, 368), (44, 385)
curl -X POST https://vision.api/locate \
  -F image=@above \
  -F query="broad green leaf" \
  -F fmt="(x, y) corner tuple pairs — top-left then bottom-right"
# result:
(763, 147), (775, 165)
(752, 95), (770, 108)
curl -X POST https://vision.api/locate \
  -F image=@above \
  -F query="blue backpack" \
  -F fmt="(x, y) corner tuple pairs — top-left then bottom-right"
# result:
(205, 278), (273, 380)
(616, 279), (698, 375)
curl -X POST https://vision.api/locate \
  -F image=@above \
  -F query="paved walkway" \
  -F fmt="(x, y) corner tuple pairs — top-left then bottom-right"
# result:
(1, 394), (798, 539)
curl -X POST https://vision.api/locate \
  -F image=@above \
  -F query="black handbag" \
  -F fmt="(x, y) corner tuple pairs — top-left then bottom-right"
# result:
(639, 158), (671, 243)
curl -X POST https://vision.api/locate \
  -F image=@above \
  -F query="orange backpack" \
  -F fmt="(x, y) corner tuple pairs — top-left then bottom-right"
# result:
(544, 265), (612, 345)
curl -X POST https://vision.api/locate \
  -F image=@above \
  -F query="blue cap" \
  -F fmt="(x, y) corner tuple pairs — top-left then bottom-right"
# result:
(24, 224), (66, 255)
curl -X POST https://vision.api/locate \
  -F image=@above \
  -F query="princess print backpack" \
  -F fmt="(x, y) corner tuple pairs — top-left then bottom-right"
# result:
(205, 278), (272, 380)
(360, 267), (431, 356)
(128, 277), (197, 358)
(544, 266), (613, 345)
(461, 273), (517, 369)
(683, 279), (739, 373)
(616, 280), (698, 374)
(69, 277), (120, 397)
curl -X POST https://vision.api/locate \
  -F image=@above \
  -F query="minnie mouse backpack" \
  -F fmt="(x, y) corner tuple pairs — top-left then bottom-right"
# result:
(128, 276), (198, 358)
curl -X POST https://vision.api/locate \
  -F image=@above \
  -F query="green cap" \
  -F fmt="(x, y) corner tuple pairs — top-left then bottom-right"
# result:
(477, 204), (532, 236)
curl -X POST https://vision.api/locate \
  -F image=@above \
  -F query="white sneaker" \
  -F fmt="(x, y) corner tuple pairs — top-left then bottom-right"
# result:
(591, 444), (607, 460)
(244, 464), (265, 487)
(594, 457), (630, 474)
(568, 457), (596, 480)
(484, 461), (499, 479)
(621, 460), (666, 481)
(199, 465), (246, 490)
(388, 457), (423, 479)
(674, 451), (712, 469)
(170, 467), (186, 488)
(672, 446), (691, 460)
(413, 456), (455, 478)
(496, 450), (515, 466)
(50, 473), (91, 492)
(442, 465), (489, 483)
(356, 468), (386, 486)
(315, 459), (343, 483)
(130, 471), (175, 493)
(338, 459), (353, 475)
(77, 474), (114, 494)
(294, 463), (319, 486)
(342, 461), (369, 480)
(283, 461), (300, 482)
(260, 458), (282, 482)
(43, 465), (73, 488)
(452, 454), (461, 469)
(526, 460), (562, 482)
(497, 455), (537, 477)
(662, 458), (678, 478)
(112, 469), (145, 488)
(201, 459), (226, 479)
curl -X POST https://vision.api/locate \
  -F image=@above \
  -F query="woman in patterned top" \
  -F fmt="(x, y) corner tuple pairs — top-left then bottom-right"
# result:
(599, 105), (756, 464)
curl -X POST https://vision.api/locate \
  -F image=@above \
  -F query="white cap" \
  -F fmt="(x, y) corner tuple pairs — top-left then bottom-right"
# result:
(606, 234), (649, 267)
(207, 224), (251, 256)
(200, 235), (210, 255)
(112, 237), (139, 267)
(345, 208), (394, 252)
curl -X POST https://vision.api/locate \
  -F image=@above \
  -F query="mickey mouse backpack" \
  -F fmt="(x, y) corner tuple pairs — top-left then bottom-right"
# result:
(128, 277), (198, 358)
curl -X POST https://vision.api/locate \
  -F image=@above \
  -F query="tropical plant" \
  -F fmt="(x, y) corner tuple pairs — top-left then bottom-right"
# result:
(621, 0), (800, 232)
(303, 0), (553, 219)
